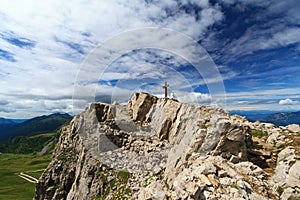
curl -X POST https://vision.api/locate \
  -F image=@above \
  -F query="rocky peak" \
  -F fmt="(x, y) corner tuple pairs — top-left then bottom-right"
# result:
(127, 92), (158, 123)
(35, 92), (300, 200)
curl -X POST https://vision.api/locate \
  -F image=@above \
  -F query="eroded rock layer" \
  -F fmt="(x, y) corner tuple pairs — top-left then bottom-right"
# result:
(35, 92), (300, 200)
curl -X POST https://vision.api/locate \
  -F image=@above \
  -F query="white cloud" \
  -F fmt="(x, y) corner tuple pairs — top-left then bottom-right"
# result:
(0, 107), (15, 113)
(279, 98), (299, 105)
(260, 27), (300, 50)
(0, 0), (225, 118)
(226, 87), (300, 100)
(165, 91), (212, 105)
(222, 88), (300, 111)
(2, 0), (298, 117)
(205, 0), (300, 63)
(215, 26), (300, 61)
(0, 100), (9, 105)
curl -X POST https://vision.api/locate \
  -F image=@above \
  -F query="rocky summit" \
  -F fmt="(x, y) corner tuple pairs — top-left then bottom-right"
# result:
(34, 92), (300, 200)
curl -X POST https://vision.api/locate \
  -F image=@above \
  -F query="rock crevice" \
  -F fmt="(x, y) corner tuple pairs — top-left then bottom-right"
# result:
(35, 92), (300, 200)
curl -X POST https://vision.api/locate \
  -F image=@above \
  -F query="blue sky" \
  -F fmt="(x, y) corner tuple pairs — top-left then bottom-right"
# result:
(0, 0), (300, 118)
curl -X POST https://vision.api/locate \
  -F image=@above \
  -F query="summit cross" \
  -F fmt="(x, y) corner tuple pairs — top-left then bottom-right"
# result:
(162, 81), (169, 98)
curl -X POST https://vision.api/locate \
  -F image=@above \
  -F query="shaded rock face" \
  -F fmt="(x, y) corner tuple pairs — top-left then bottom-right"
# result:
(286, 124), (300, 134)
(138, 155), (272, 200)
(139, 95), (251, 161)
(269, 147), (300, 199)
(35, 92), (299, 200)
(127, 92), (158, 123)
(34, 123), (104, 199)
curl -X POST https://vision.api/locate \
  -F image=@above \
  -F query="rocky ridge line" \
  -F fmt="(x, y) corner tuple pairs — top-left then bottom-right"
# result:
(35, 92), (300, 200)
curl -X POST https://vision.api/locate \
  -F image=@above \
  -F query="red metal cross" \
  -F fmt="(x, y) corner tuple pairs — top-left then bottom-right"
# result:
(162, 81), (169, 98)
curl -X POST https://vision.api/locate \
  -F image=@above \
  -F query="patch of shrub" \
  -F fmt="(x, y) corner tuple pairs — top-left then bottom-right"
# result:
(251, 129), (268, 138)
(277, 186), (284, 196)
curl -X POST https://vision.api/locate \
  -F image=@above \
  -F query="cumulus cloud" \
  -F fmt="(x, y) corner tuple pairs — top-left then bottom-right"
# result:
(0, 100), (9, 105)
(1, 0), (299, 117)
(0, 0), (226, 118)
(177, 92), (212, 105)
(0, 107), (16, 113)
(204, 0), (300, 63)
(279, 98), (299, 105)
(223, 87), (300, 111)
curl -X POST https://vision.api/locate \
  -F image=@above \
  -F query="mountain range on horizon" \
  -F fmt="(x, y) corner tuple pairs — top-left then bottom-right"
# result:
(1, 110), (300, 140)
(261, 111), (300, 126)
(0, 93), (299, 199)
(0, 117), (27, 124)
(230, 110), (300, 126)
(0, 108), (299, 155)
(34, 92), (300, 199)
(0, 113), (72, 142)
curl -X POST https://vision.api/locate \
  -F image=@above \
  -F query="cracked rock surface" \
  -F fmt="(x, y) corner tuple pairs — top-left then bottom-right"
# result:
(35, 92), (300, 200)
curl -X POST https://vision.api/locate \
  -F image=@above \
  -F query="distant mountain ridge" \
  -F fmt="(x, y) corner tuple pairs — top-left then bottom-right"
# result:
(0, 113), (72, 142)
(261, 111), (300, 126)
(230, 110), (277, 122)
(0, 117), (16, 124)
(0, 117), (27, 124)
(34, 92), (300, 199)
(231, 110), (300, 126)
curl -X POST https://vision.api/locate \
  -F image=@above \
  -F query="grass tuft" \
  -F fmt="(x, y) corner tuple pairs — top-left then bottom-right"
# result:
(251, 129), (268, 138)
(276, 186), (284, 196)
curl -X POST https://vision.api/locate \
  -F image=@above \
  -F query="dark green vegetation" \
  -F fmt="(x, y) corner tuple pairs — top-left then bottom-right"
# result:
(95, 167), (132, 200)
(0, 114), (68, 199)
(0, 113), (72, 142)
(0, 132), (59, 154)
(0, 113), (72, 154)
(276, 186), (284, 196)
(0, 114), (71, 199)
(0, 154), (52, 200)
(251, 129), (268, 138)
(0, 117), (17, 124)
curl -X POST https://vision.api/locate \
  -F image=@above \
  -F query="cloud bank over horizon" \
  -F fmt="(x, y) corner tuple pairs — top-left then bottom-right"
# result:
(0, 0), (300, 118)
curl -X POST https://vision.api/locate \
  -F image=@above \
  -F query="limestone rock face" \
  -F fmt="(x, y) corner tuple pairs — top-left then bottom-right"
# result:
(127, 92), (158, 123)
(34, 122), (104, 200)
(166, 156), (270, 199)
(269, 147), (300, 199)
(286, 124), (300, 134)
(35, 92), (299, 200)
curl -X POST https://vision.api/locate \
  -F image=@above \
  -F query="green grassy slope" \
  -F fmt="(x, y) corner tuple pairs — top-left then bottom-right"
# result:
(0, 154), (52, 200)
(0, 132), (59, 154)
